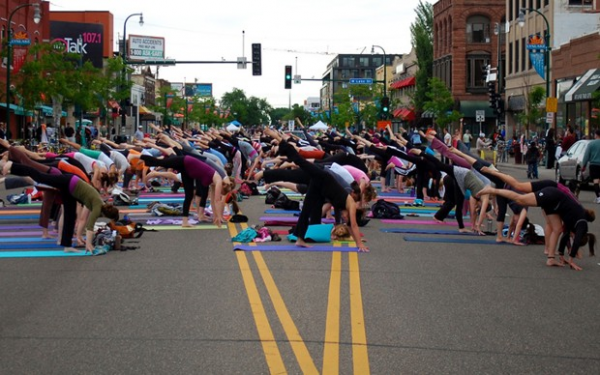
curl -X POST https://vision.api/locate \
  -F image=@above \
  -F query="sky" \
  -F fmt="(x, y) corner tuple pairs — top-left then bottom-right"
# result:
(49, 0), (435, 109)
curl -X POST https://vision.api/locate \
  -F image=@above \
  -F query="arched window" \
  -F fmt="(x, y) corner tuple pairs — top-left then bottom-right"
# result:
(466, 54), (491, 89)
(466, 15), (491, 44)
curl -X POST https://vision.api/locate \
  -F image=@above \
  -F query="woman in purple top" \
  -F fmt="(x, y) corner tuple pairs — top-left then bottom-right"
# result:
(139, 155), (232, 227)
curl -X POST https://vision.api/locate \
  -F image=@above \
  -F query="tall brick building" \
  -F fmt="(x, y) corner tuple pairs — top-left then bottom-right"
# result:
(432, 0), (506, 135)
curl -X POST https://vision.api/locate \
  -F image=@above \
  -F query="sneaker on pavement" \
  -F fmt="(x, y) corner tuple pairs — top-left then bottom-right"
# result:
(595, 197), (600, 204)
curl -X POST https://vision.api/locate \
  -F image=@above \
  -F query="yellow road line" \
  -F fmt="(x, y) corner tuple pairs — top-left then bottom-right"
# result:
(349, 252), (370, 374)
(230, 223), (286, 374)
(323, 250), (342, 375)
(253, 253), (319, 375)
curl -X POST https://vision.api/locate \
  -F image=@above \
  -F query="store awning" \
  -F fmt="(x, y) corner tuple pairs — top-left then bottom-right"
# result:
(139, 105), (152, 114)
(390, 76), (416, 90)
(0, 103), (34, 116)
(36, 105), (67, 117)
(565, 68), (600, 102)
(459, 100), (495, 118)
(392, 108), (415, 121)
(507, 95), (526, 112)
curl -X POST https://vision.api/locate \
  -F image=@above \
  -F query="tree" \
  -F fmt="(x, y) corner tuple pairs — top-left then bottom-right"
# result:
(516, 86), (545, 137)
(410, 0), (434, 116)
(423, 77), (463, 129)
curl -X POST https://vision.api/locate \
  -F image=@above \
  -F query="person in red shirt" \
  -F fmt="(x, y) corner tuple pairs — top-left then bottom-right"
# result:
(561, 125), (577, 153)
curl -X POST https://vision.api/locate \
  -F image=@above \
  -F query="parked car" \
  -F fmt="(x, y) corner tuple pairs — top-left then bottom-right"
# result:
(555, 140), (591, 186)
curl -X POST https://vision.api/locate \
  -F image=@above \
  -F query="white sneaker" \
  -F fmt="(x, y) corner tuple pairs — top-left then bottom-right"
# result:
(595, 197), (600, 204)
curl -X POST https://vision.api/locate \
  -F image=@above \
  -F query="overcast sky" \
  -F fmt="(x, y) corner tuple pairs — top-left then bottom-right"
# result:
(50, 0), (434, 108)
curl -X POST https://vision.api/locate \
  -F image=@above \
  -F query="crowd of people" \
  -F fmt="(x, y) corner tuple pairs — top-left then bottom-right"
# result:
(0, 119), (597, 269)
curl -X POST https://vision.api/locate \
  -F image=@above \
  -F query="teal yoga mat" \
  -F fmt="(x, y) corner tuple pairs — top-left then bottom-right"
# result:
(0, 250), (90, 258)
(233, 244), (359, 252)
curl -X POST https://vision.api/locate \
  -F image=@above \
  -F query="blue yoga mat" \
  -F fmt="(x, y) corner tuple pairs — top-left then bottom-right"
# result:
(0, 225), (44, 230)
(0, 250), (90, 258)
(0, 237), (58, 243)
(0, 215), (39, 220)
(0, 243), (64, 249)
(233, 244), (358, 252)
(402, 236), (506, 245)
(381, 228), (474, 236)
(264, 209), (301, 214)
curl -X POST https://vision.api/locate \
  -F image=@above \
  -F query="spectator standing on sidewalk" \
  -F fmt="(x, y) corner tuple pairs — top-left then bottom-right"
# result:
(561, 125), (577, 154)
(582, 129), (600, 204)
(525, 140), (540, 179)
(545, 128), (556, 169)
(462, 129), (473, 149)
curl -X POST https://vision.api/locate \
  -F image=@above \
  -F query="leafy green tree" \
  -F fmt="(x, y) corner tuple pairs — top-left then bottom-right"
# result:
(516, 86), (545, 137)
(423, 77), (463, 129)
(410, 0), (433, 114)
(270, 107), (292, 126)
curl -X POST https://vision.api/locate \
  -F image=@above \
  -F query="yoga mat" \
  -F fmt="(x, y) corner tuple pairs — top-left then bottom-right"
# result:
(381, 228), (473, 235)
(233, 244), (359, 252)
(0, 231), (45, 237)
(402, 236), (506, 245)
(259, 216), (335, 224)
(382, 219), (458, 226)
(0, 215), (39, 220)
(0, 237), (58, 243)
(0, 243), (64, 249)
(144, 225), (225, 230)
(0, 250), (91, 258)
(0, 225), (44, 230)
(264, 209), (301, 214)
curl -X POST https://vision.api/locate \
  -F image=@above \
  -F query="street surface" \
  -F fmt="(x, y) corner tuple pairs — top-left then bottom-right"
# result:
(1, 162), (599, 374)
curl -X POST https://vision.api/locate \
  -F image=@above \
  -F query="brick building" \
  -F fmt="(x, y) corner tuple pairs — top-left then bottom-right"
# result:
(433, 0), (506, 136)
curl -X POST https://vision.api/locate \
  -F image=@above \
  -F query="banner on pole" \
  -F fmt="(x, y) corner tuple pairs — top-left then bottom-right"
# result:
(527, 34), (547, 81)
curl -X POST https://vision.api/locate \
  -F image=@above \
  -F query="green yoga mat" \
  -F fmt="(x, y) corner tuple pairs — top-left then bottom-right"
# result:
(145, 225), (225, 231)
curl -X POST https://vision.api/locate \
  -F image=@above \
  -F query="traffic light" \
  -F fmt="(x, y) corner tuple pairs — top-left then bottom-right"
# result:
(284, 65), (292, 89)
(488, 82), (497, 109)
(381, 96), (390, 117)
(252, 43), (261, 76)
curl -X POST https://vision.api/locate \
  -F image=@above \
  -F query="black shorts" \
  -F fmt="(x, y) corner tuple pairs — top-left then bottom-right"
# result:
(589, 164), (600, 180)
(534, 187), (562, 214)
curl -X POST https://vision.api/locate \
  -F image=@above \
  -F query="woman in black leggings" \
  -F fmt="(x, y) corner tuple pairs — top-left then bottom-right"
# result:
(478, 183), (595, 270)
(267, 130), (368, 251)
(3, 163), (119, 253)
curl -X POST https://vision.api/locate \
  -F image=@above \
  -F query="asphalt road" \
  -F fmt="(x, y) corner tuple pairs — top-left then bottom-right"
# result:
(1, 161), (599, 374)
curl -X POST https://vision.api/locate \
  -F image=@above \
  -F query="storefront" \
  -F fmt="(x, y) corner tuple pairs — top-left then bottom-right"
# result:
(562, 68), (600, 137)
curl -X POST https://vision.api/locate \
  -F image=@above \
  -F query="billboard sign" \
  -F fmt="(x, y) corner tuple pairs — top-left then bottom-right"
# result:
(50, 21), (103, 68)
(185, 83), (213, 98)
(128, 34), (165, 60)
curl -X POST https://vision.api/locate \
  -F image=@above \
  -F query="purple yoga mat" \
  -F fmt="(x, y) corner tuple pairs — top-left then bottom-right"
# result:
(381, 219), (458, 226)
(259, 216), (335, 223)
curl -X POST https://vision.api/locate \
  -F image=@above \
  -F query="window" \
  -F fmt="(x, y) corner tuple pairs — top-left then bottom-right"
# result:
(521, 37), (526, 72)
(364, 70), (373, 78)
(372, 57), (382, 67)
(342, 57), (355, 67)
(568, 0), (593, 5)
(466, 55), (490, 88)
(508, 42), (513, 74)
(359, 57), (369, 67)
(515, 39), (520, 73)
(466, 15), (491, 43)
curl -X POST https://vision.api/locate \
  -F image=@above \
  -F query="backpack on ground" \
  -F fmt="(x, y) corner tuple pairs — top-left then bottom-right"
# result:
(370, 199), (403, 219)
(240, 181), (259, 196)
(108, 218), (156, 239)
(112, 189), (139, 206)
(274, 192), (300, 211)
(265, 187), (283, 204)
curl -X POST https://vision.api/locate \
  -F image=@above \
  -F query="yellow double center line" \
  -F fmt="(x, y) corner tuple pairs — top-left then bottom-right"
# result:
(229, 222), (370, 374)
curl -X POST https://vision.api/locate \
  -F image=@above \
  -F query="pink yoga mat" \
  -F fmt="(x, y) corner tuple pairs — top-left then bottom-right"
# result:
(381, 219), (458, 226)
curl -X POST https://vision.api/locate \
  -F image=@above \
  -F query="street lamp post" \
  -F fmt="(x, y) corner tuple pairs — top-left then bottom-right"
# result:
(371, 45), (387, 99)
(5, 2), (41, 140)
(120, 12), (143, 136)
(518, 8), (551, 99)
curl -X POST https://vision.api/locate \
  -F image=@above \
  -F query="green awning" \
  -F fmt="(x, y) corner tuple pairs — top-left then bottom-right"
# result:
(565, 68), (600, 102)
(459, 100), (495, 118)
(0, 103), (34, 116)
(36, 105), (67, 117)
